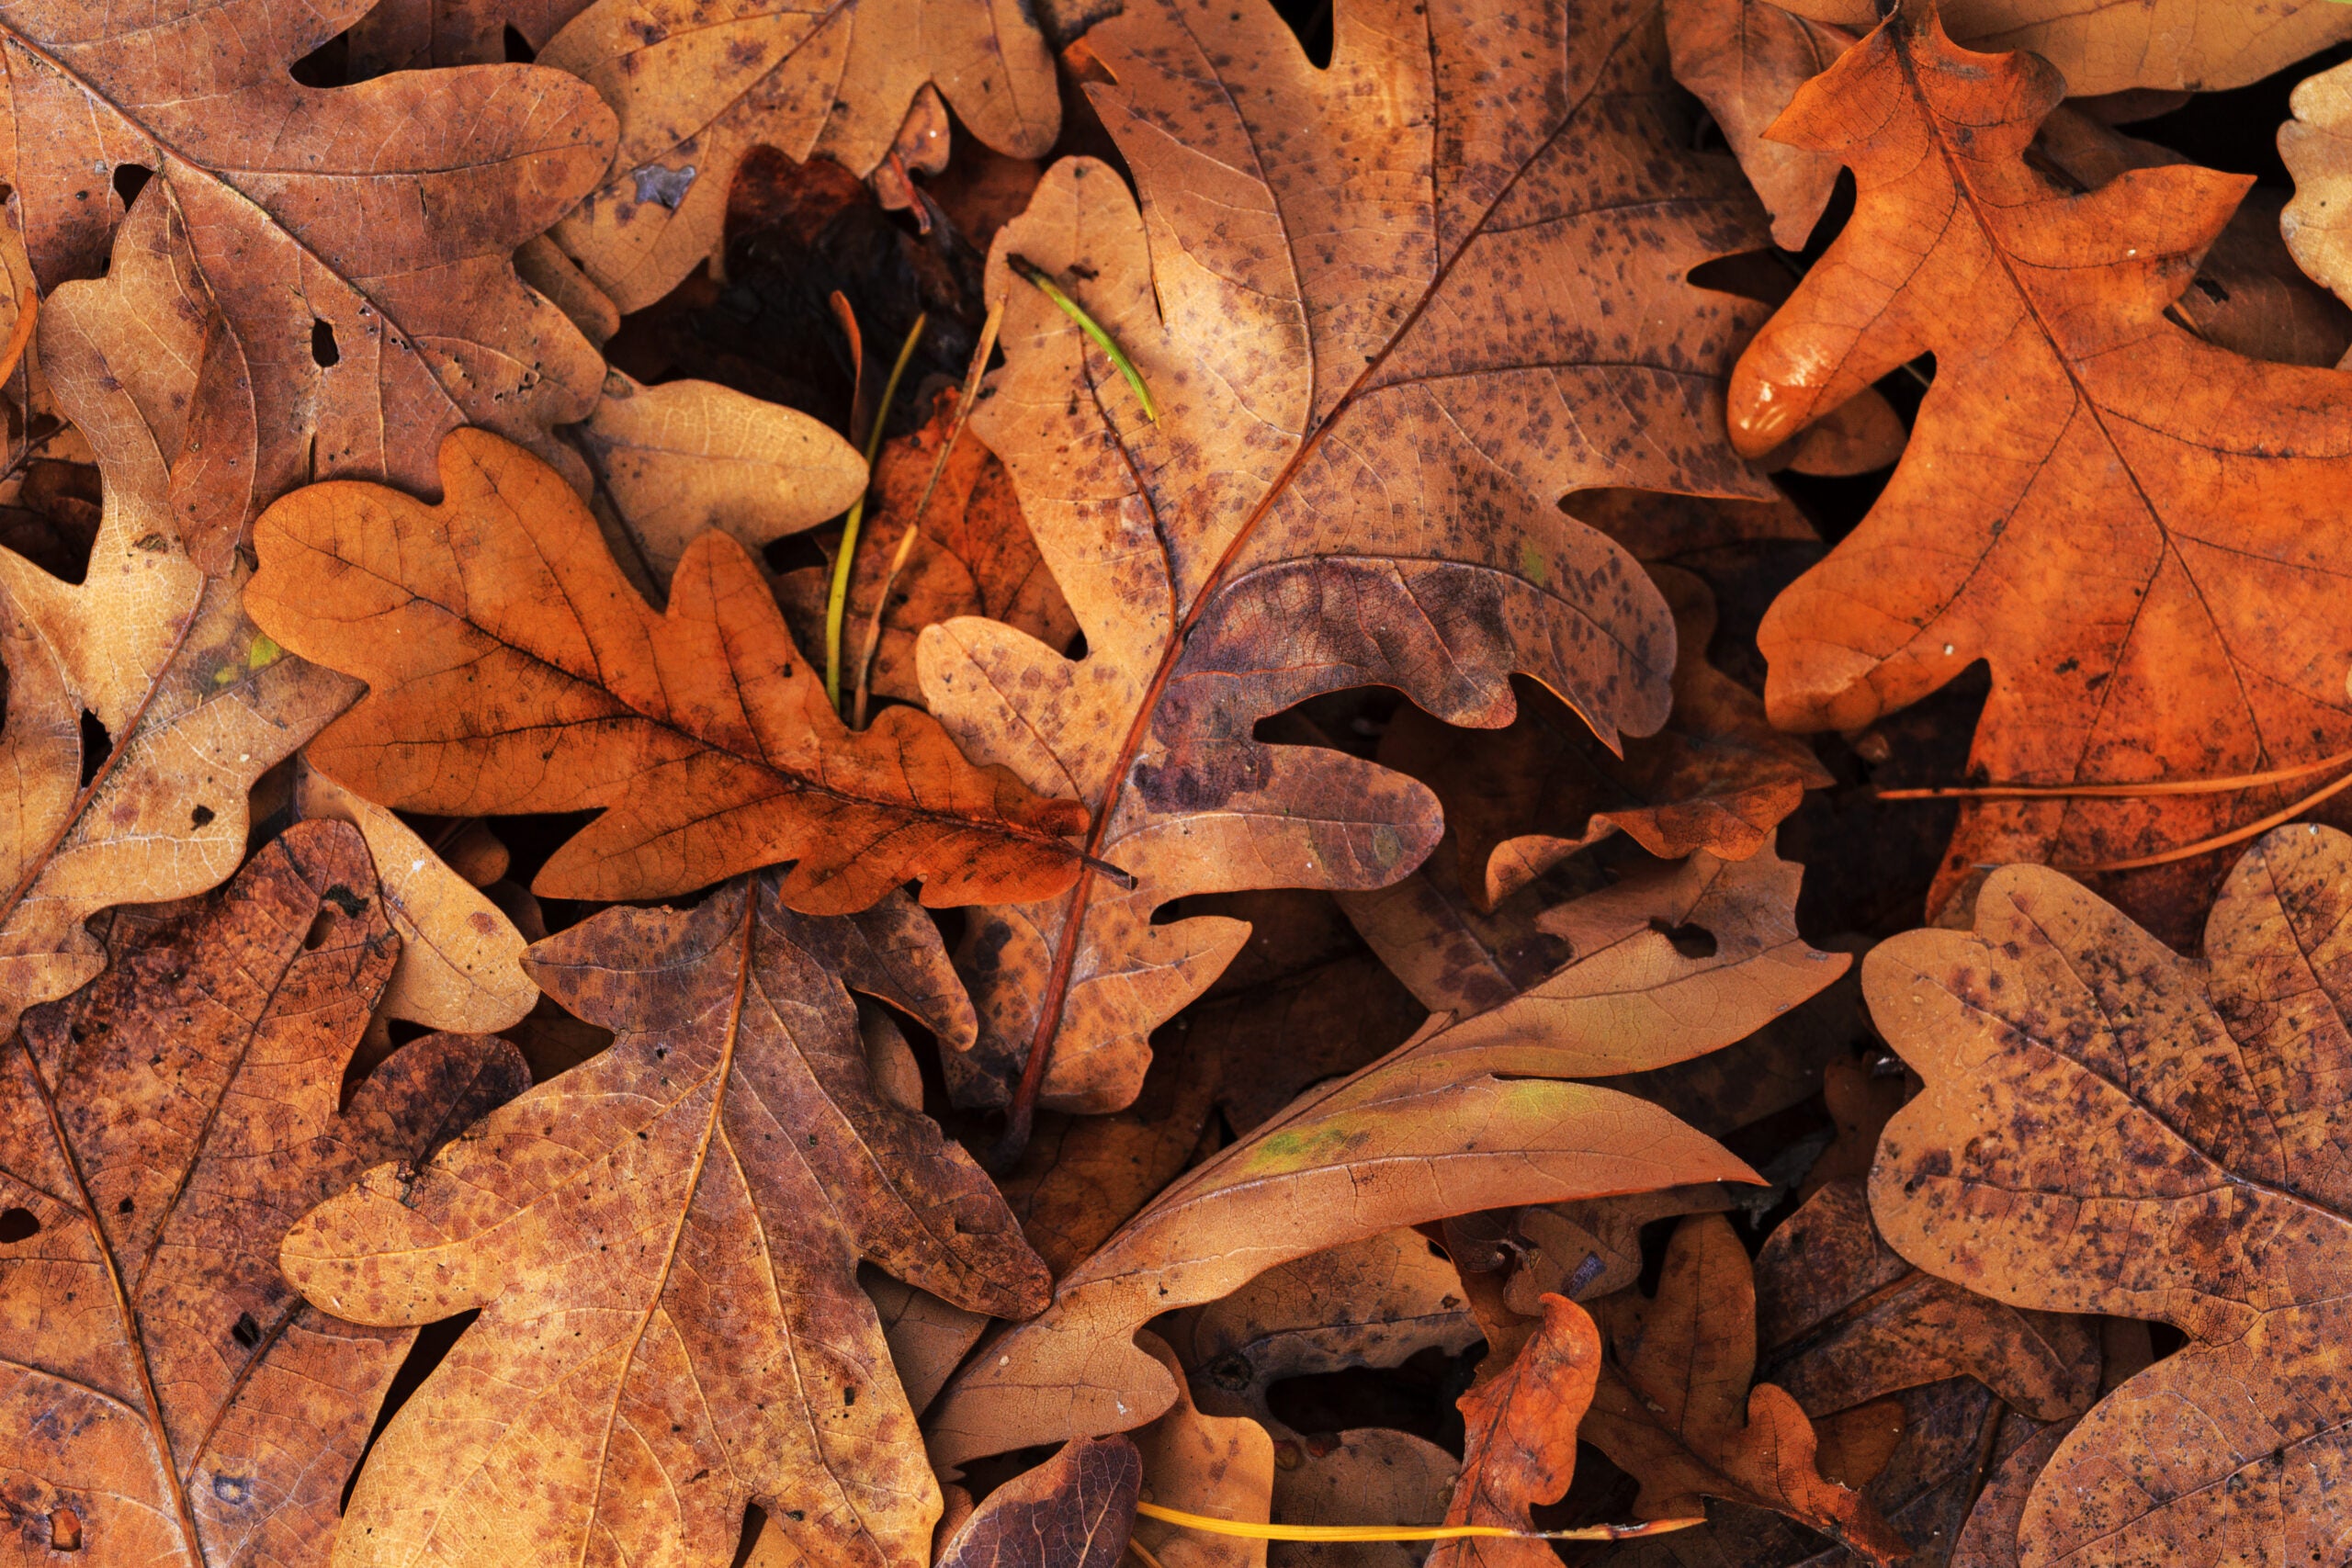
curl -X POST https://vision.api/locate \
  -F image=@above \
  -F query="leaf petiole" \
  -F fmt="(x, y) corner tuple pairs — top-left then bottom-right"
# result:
(1008, 254), (1159, 423)
(1131, 1501), (1702, 1543)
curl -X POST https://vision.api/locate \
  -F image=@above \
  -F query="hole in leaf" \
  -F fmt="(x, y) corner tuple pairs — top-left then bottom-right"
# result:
(311, 318), (341, 368)
(230, 1312), (262, 1348)
(189, 804), (215, 829)
(302, 909), (336, 951)
(342, 1309), (481, 1514)
(77, 710), (109, 788)
(50, 1507), (81, 1552)
(110, 164), (154, 211)
(117, 1197), (134, 1214)
(0, 1206), (39, 1243)
(1647, 919), (1717, 959)
(502, 23), (537, 62)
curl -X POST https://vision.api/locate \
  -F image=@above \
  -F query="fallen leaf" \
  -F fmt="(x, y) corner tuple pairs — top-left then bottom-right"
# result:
(345, 0), (597, 72)
(2283, 58), (2352, 337)
(918, 0), (1778, 1117)
(1767, 0), (2352, 93)
(1863, 820), (2352, 1564)
(1730, 2), (2352, 942)
(0, 0), (618, 571)
(1793, 1055), (1906, 1201)
(1428, 1295), (1604, 1568)
(0, 192), (358, 1035)
(290, 761), (538, 1034)
(1135, 1337), (1276, 1568)
(281, 874), (1052, 1568)
(1268, 1431), (1459, 1568)
(1332, 834), (1586, 1020)
(1580, 1214), (1909, 1561)
(1506, 1187), (1738, 1309)
(1186, 1229), (1483, 1429)
(936, 1436), (1144, 1568)
(778, 389), (1080, 708)
(1376, 568), (1830, 912)
(0, 819), (527, 1568)
(1754, 1181), (2100, 1426)
(543, 0), (1062, 311)
(1668, 0), (1857, 248)
(924, 853), (1854, 1466)
(573, 370), (868, 584)
(246, 428), (1090, 911)
(866, 1271), (990, 1416)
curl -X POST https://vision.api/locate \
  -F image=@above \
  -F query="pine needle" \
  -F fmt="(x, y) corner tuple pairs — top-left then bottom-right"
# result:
(1131, 1501), (1702, 1543)
(1007, 254), (1158, 423)
(825, 311), (927, 711)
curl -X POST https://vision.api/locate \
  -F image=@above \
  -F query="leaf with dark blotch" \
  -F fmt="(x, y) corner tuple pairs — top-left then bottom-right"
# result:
(246, 428), (1091, 912)
(936, 1436), (1144, 1568)
(1863, 821), (2352, 1564)
(917, 0), (1779, 1119)
(281, 875), (1051, 1568)
(0, 819), (526, 1568)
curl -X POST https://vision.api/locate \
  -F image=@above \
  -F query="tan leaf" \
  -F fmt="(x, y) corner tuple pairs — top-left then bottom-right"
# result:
(0, 820), (527, 1568)
(1581, 1215), (1909, 1561)
(281, 875), (1051, 1568)
(1135, 1337), (1276, 1568)
(0, 0), (616, 572)
(543, 0), (1061, 311)
(289, 761), (537, 1034)
(1862, 821), (2352, 1564)
(1268, 1431), (1459, 1568)
(924, 852), (1854, 1467)
(923, 0), (1777, 1117)
(0, 192), (356, 1036)
(245, 428), (1090, 911)
(1668, 0), (1857, 248)
(576, 370), (868, 585)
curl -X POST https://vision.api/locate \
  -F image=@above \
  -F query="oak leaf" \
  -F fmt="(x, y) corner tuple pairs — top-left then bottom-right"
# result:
(1729, 2), (2352, 941)
(2283, 58), (2352, 332)
(246, 428), (1090, 911)
(1133, 1337), (1275, 1568)
(280, 874), (1052, 1568)
(920, 0), (1778, 1119)
(1269, 1431), (1459, 1568)
(936, 1437), (1144, 1568)
(0, 192), (358, 1035)
(0, 818), (527, 1568)
(924, 851), (1852, 1467)
(0, 0), (619, 572)
(1374, 567), (1830, 913)
(1427, 1294), (1604, 1568)
(541, 0), (1060, 311)
(1862, 821), (2352, 1565)
(1766, 0), (2352, 94)
(1580, 1214), (1908, 1561)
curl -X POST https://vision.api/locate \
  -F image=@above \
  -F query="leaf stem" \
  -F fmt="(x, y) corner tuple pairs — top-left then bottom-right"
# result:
(1874, 747), (2352, 801)
(1008, 254), (1158, 423)
(826, 311), (927, 711)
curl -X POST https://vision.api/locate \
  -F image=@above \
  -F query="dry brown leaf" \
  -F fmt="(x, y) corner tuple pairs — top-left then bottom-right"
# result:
(0, 819), (527, 1568)
(937, 1436), (1144, 1568)
(917, 0), (1777, 1120)
(1731, 3), (2352, 942)
(543, 0), (1061, 311)
(574, 370), (868, 585)
(1135, 1337), (1276, 1568)
(2284, 59), (2352, 332)
(345, 0), (599, 73)
(777, 389), (1079, 709)
(1505, 1187), (1738, 1309)
(1427, 1295), (1603, 1568)
(924, 852), (1854, 1467)
(1186, 1229), (1483, 1429)
(1376, 569), (1829, 912)
(865, 1271), (991, 1417)
(0, 193), (358, 1036)
(1269, 1431), (1459, 1568)
(281, 874), (1050, 1568)
(289, 761), (537, 1034)
(0, 0), (618, 571)
(1768, 0), (2352, 93)
(1862, 820), (2352, 1564)
(1794, 1055), (1906, 1201)
(246, 428), (1090, 911)
(1754, 1181), (2100, 1426)
(1581, 1214), (1908, 1562)
(1668, 0), (1857, 248)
